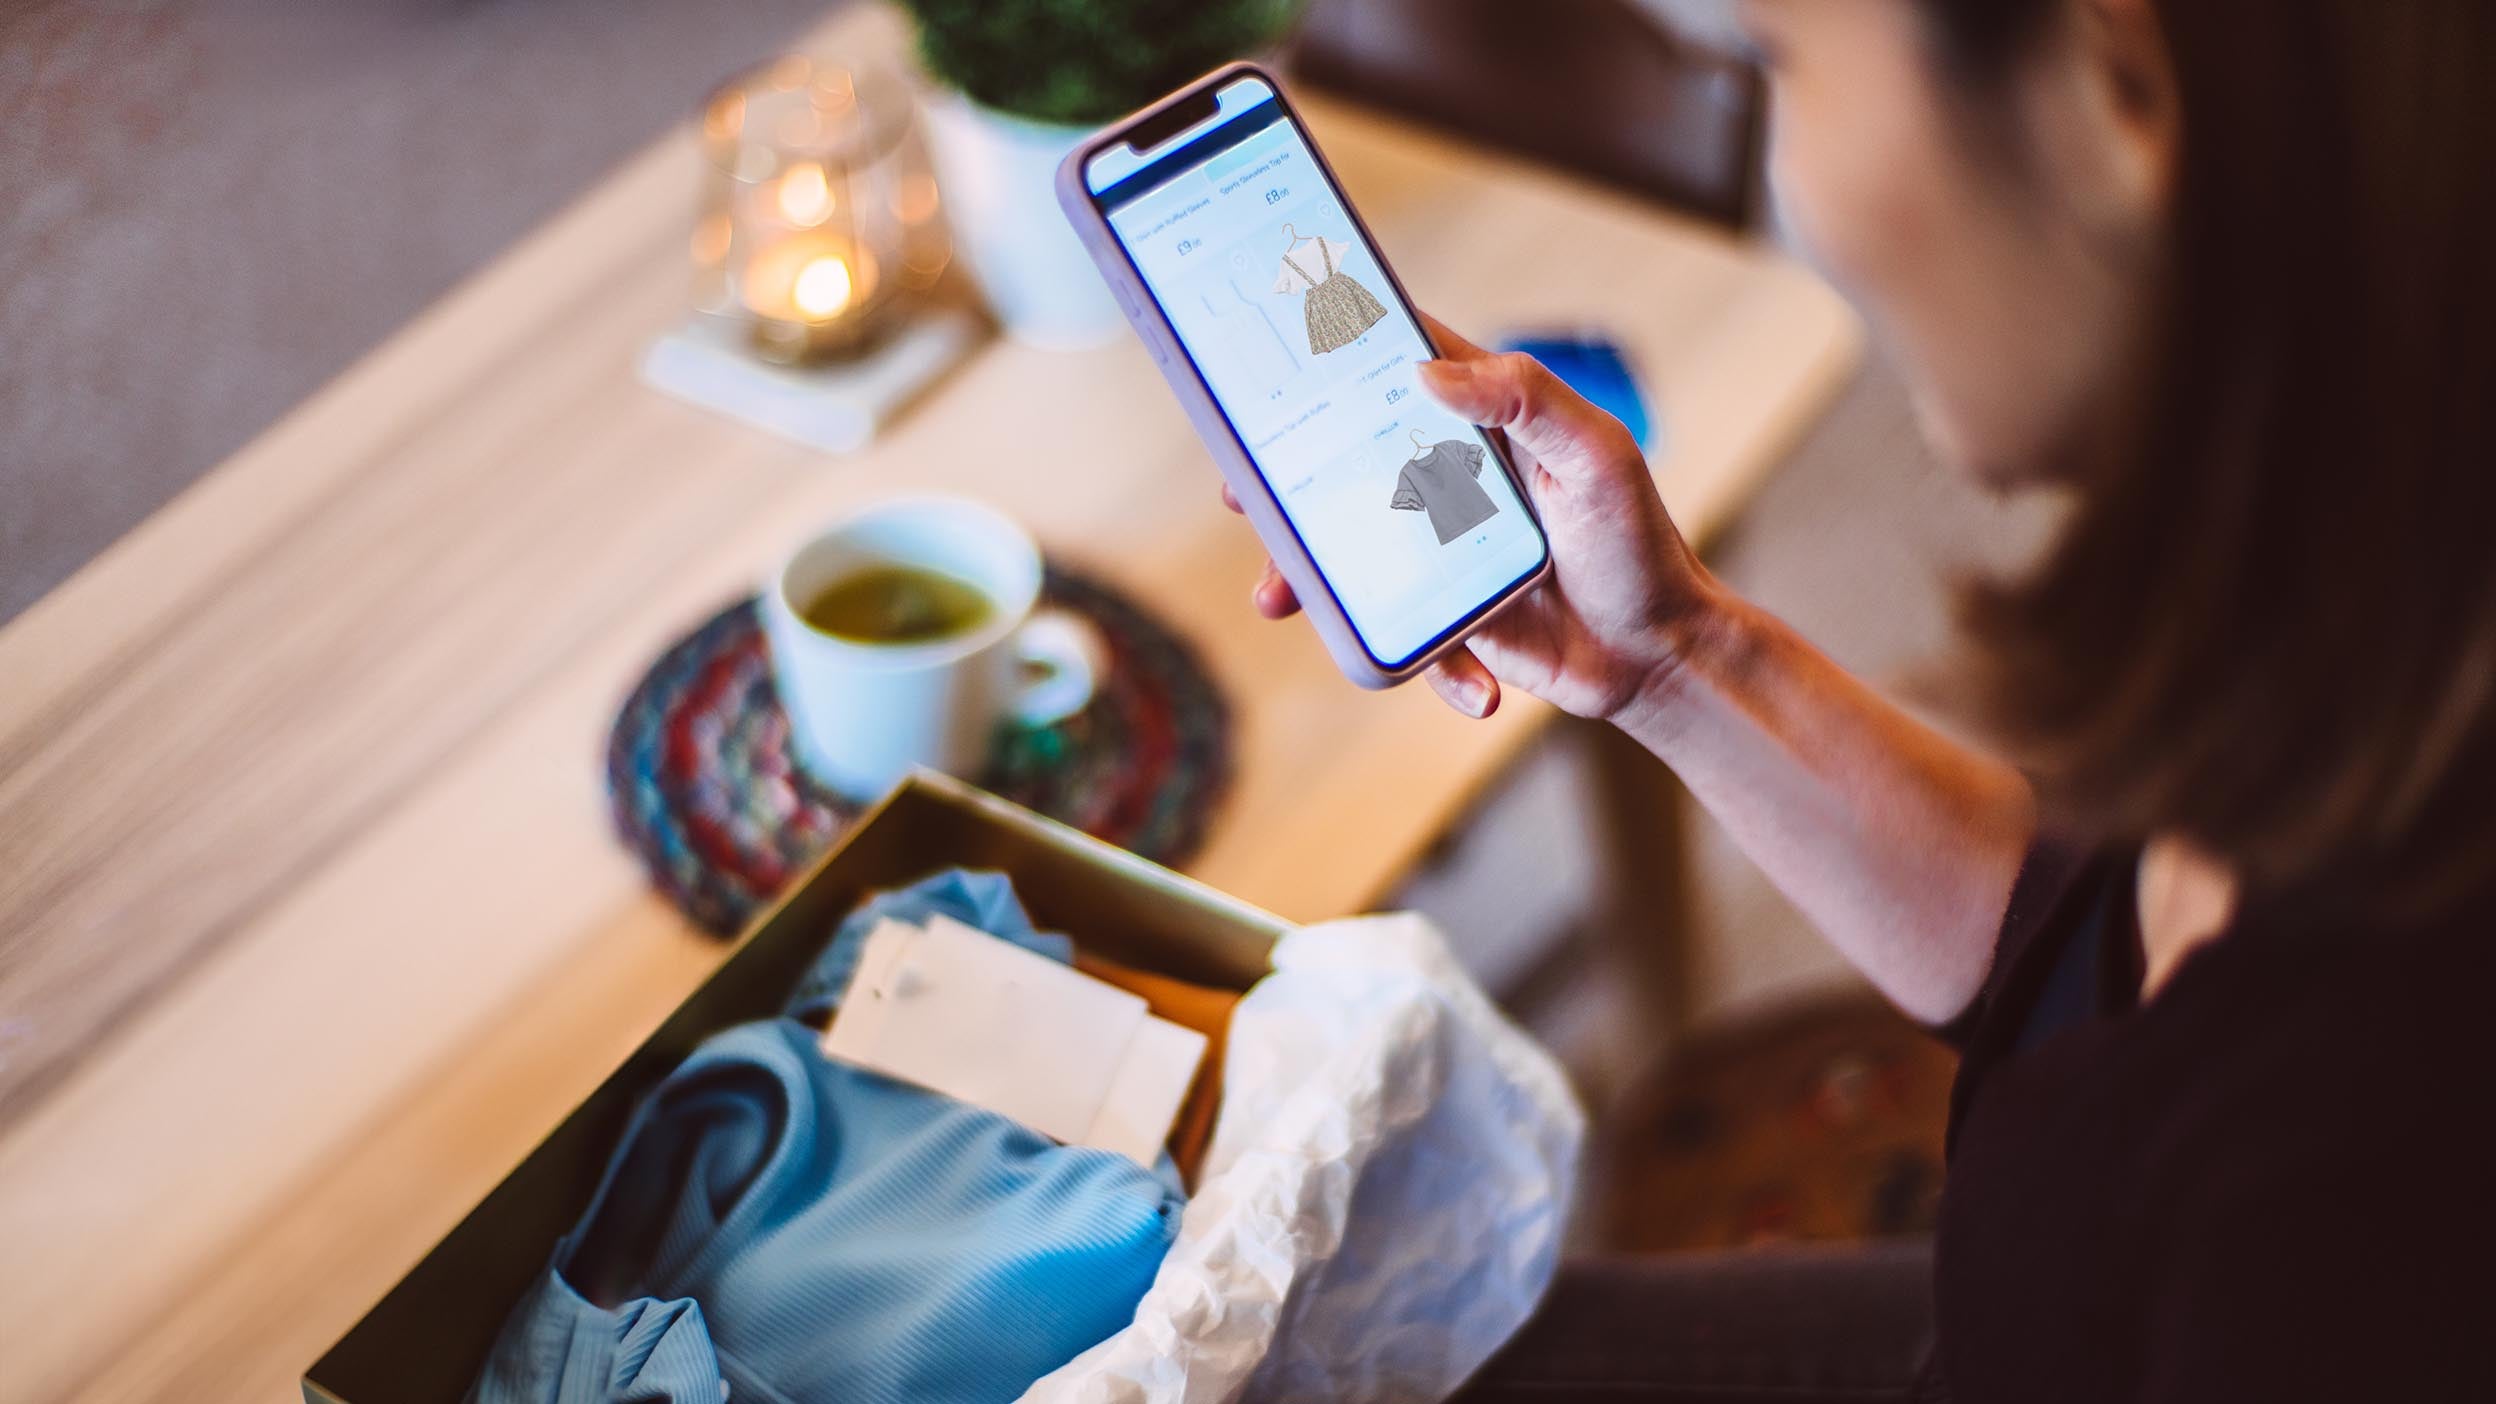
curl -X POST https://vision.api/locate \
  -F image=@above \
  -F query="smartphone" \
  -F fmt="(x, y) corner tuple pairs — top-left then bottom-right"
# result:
(1057, 64), (1552, 689)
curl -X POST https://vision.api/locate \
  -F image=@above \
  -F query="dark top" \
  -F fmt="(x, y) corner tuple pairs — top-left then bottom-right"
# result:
(1390, 440), (1499, 545)
(1927, 841), (2496, 1402)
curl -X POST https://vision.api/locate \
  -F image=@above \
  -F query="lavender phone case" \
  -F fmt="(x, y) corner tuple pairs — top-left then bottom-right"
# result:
(1053, 62), (1550, 690)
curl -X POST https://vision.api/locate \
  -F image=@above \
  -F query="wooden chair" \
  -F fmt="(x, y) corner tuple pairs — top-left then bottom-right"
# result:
(1291, 0), (1767, 229)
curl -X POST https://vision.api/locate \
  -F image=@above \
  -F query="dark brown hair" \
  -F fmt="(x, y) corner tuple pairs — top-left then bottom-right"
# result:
(1934, 0), (2496, 919)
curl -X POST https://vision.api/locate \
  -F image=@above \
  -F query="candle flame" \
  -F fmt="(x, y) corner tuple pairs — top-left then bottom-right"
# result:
(777, 161), (834, 225)
(793, 254), (854, 318)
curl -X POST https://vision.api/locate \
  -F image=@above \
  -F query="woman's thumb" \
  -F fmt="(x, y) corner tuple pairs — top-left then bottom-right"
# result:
(1419, 352), (1626, 478)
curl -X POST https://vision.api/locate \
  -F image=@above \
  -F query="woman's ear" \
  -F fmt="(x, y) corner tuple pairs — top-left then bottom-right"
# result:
(2078, 0), (2181, 218)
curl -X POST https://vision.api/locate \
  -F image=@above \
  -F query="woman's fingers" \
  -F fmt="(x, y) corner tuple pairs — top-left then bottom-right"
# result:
(1253, 559), (1301, 618)
(1424, 647), (1501, 719)
(1418, 349), (1633, 485)
(1248, 554), (1491, 707)
(1418, 310), (1494, 364)
(1220, 485), (1300, 615)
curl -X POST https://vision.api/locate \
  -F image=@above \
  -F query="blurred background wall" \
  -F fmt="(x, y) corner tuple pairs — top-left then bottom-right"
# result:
(0, 0), (833, 623)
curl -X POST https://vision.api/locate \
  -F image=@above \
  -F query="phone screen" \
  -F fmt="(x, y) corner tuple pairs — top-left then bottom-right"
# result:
(1085, 76), (1548, 670)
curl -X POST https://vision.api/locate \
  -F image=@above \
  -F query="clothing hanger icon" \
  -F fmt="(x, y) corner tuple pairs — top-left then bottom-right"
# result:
(1408, 429), (1431, 456)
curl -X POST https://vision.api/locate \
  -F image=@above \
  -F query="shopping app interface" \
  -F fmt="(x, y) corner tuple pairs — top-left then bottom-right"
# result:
(1092, 91), (1545, 667)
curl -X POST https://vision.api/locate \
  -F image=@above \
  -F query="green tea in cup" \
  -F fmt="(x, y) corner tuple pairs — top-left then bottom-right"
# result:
(764, 498), (1099, 798)
(800, 564), (996, 645)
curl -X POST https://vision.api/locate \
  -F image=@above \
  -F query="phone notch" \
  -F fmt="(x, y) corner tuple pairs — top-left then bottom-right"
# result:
(1084, 74), (1279, 194)
(1123, 88), (1223, 159)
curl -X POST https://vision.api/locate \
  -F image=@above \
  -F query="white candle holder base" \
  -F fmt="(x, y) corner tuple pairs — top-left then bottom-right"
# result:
(638, 307), (985, 454)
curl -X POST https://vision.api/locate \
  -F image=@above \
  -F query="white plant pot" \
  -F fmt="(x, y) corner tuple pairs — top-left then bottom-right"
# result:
(922, 92), (1127, 350)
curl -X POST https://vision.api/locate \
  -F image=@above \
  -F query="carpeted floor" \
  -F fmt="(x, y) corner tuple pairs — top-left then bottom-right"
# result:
(0, 0), (845, 623)
(1604, 994), (1958, 1250)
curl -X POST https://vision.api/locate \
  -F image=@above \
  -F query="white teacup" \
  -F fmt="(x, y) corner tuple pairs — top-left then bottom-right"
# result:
(763, 498), (1101, 799)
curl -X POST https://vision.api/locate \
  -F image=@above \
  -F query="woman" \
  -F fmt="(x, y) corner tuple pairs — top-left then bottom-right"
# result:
(1242, 0), (2496, 1398)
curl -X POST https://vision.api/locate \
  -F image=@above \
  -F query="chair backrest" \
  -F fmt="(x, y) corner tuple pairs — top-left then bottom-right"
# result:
(1290, 0), (1766, 229)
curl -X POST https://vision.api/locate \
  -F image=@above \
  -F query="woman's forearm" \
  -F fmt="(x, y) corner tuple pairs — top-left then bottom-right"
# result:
(1615, 594), (2036, 1025)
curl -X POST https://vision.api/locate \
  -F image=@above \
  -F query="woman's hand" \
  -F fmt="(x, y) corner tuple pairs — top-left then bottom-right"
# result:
(1231, 319), (2034, 1026)
(1234, 314), (1724, 723)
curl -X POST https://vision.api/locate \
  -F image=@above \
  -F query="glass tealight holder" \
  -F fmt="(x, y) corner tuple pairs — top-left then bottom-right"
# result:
(695, 56), (950, 365)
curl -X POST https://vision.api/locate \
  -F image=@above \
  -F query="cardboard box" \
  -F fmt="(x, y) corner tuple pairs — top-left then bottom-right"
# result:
(305, 771), (1286, 1404)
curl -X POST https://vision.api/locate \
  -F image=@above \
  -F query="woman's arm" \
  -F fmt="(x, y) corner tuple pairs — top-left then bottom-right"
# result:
(1618, 592), (2035, 1025)
(1244, 319), (2032, 1025)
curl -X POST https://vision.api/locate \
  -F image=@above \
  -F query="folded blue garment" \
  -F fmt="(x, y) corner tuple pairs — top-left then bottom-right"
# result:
(469, 873), (1184, 1404)
(466, 1279), (725, 1404)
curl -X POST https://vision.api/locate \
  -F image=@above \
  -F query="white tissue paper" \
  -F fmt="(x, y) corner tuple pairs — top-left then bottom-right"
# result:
(1020, 913), (1587, 1404)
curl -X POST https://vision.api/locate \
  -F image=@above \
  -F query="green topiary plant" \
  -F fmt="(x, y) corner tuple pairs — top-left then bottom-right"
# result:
(901, 0), (1306, 127)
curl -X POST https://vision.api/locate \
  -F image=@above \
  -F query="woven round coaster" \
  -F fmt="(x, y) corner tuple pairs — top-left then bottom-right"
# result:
(606, 565), (1232, 935)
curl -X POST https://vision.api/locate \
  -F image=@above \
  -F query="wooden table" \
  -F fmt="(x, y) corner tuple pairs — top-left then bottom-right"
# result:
(0, 8), (1858, 1400)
